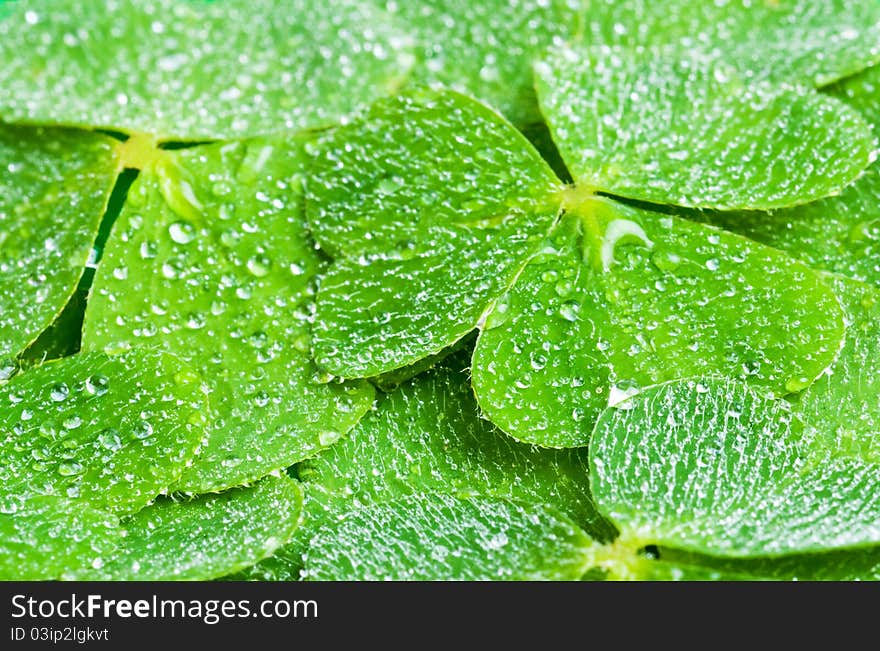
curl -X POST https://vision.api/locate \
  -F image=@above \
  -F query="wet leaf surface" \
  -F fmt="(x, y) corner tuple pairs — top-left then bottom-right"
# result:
(581, 0), (880, 87)
(590, 379), (880, 558)
(0, 496), (120, 581)
(700, 65), (880, 287)
(0, 0), (414, 139)
(535, 46), (876, 210)
(1, 1), (878, 582)
(308, 87), (848, 448)
(92, 475), (302, 580)
(0, 350), (207, 513)
(794, 275), (880, 463)
(473, 200), (845, 447)
(377, 0), (583, 125)
(248, 352), (611, 579)
(0, 125), (119, 363)
(307, 89), (561, 378)
(303, 493), (593, 580)
(84, 137), (375, 492)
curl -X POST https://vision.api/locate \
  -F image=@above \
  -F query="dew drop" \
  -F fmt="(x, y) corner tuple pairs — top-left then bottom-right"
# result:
(651, 250), (681, 272)
(246, 255), (272, 277)
(0, 359), (17, 383)
(174, 369), (200, 386)
(785, 376), (811, 393)
(185, 312), (206, 330)
(133, 421), (154, 439)
(211, 181), (233, 197)
(38, 422), (58, 440)
(50, 383), (70, 402)
(57, 461), (84, 477)
(483, 294), (511, 330)
(558, 300), (581, 322)
(318, 430), (343, 446)
(530, 352), (547, 371)
(85, 375), (110, 396)
(554, 279), (575, 297)
(98, 428), (123, 451)
(139, 240), (158, 259)
(168, 221), (196, 245)
(376, 176), (405, 196)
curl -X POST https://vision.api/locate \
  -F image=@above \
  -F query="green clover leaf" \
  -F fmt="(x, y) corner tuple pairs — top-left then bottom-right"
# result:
(0, 125), (120, 366)
(91, 475), (303, 580)
(83, 136), (375, 492)
(703, 65), (880, 287)
(472, 200), (844, 447)
(241, 351), (610, 579)
(308, 90), (562, 378)
(794, 275), (880, 463)
(0, 0), (414, 140)
(377, 0), (584, 126)
(582, 0), (880, 87)
(1, 0), (878, 582)
(365, 1), (880, 127)
(0, 349), (207, 513)
(585, 378), (880, 578)
(535, 46), (875, 210)
(302, 493), (594, 581)
(0, 496), (120, 581)
(308, 86), (856, 446)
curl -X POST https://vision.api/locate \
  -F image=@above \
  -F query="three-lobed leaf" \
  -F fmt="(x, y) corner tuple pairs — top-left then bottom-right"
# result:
(308, 87), (849, 448)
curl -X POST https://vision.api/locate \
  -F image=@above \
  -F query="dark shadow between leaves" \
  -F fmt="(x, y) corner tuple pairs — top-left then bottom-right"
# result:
(19, 167), (140, 368)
